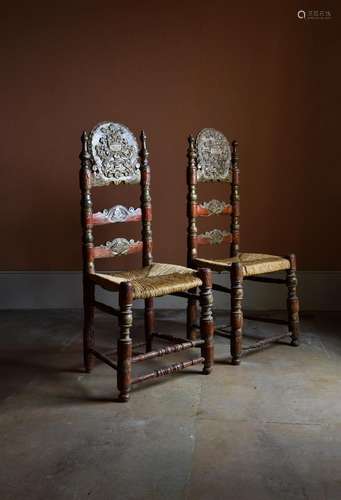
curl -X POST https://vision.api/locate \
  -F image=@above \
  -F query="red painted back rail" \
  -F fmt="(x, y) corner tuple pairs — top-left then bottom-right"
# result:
(196, 200), (232, 217)
(89, 205), (142, 226)
(196, 230), (233, 246)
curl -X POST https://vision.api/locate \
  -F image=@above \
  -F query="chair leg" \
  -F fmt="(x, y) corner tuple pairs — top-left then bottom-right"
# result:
(83, 280), (95, 373)
(198, 269), (214, 374)
(187, 286), (198, 340)
(230, 262), (243, 365)
(117, 282), (133, 402)
(287, 254), (300, 347)
(144, 298), (154, 352)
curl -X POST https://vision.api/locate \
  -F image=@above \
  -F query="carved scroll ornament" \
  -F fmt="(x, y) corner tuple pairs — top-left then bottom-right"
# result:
(93, 205), (141, 224)
(198, 229), (230, 245)
(89, 122), (140, 186)
(199, 199), (230, 216)
(100, 238), (138, 256)
(196, 128), (231, 182)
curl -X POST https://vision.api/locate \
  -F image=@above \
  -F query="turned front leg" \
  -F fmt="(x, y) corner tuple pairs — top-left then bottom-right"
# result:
(230, 262), (243, 365)
(83, 279), (95, 373)
(287, 254), (300, 346)
(198, 268), (214, 374)
(117, 282), (133, 402)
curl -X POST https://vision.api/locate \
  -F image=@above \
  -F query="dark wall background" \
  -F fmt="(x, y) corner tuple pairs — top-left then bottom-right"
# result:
(1, 0), (340, 271)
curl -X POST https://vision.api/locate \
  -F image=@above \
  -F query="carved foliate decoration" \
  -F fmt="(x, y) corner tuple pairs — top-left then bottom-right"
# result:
(199, 229), (230, 245)
(89, 122), (140, 186)
(200, 199), (229, 216)
(95, 205), (141, 223)
(100, 238), (138, 256)
(196, 128), (231, 182)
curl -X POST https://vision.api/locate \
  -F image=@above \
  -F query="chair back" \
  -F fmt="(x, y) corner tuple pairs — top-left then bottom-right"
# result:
(187, 128), (240, 266)
(79, 122), (153, 274)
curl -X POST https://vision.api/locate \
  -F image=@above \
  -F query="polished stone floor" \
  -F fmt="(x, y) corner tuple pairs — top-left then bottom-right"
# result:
(0, 310), (340, 500)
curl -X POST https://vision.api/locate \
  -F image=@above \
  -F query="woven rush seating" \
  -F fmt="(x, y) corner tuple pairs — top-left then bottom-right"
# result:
(193, 253), (290, 277)
(89, 263), (202, 299)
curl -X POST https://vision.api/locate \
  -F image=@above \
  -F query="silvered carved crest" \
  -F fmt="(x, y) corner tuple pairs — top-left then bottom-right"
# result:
(196, 128), (231, 182)
(200, 199), (229, 216)
(199, 229), (230, 245)
(94, 205), (141, 223)
(100, 238), (137, 256)
(89, 122), (140, 186)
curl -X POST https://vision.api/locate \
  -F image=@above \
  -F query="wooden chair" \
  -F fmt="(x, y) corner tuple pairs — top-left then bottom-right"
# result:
(79, 121), (214, 402)
(186, 128), (300, 365)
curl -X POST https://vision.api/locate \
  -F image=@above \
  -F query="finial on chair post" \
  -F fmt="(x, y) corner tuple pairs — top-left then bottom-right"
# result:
(232, 140), (239, 164)
(188, 135), (196, 160)
(187, 135), (197, 182)
(140, 130), (149, 162)
(139, 129), (150, 181)
(80, 131), (90, 162)
(79, 130), (91, 182)
(81, 130), (87, 145)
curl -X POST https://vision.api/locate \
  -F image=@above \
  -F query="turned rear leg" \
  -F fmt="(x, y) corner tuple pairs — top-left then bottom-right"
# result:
(230, 262), (243, 365)
(287, 254), (300, 346)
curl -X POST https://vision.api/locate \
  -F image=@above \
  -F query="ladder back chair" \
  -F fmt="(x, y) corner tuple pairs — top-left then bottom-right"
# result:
(186, 128), (300, 365)
(80, 122), (214, 402)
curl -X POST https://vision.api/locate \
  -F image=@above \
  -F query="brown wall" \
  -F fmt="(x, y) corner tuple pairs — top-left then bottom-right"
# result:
(1, 0), (340, 271)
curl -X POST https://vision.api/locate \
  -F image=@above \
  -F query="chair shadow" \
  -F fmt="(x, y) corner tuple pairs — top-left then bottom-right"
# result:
(0, 316), (207, 406)
(3, 312), (338, 406)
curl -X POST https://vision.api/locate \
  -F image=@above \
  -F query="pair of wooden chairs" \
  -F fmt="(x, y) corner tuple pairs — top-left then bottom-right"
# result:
(79, 122), (300, 402)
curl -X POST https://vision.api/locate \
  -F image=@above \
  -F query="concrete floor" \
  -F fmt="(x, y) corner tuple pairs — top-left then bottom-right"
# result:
(0, 309), (341, 500)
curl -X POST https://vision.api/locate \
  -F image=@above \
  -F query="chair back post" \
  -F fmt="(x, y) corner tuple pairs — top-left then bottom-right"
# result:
(79, 131), (95, 274)
(187, 135), (198, 267)
(140, 130), (153, 267)
(230, 140), (240, 257)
